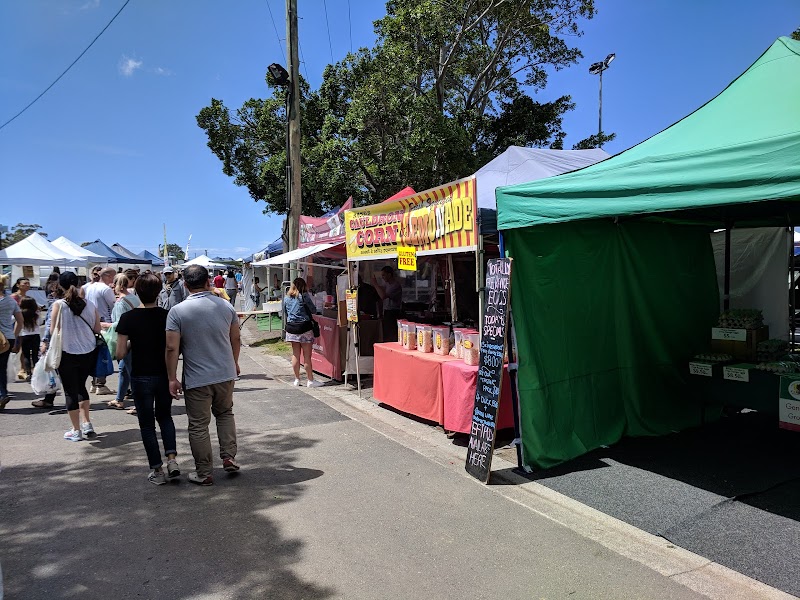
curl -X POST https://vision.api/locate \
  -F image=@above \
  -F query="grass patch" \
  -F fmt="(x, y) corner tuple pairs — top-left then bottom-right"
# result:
(251, 336), (293, 356)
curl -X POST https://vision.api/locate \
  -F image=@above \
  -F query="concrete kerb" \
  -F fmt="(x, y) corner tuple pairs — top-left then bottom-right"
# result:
(238, 345), (796, 600)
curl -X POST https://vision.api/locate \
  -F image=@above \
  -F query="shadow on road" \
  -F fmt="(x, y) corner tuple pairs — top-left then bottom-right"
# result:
(0, 429), (334, 600)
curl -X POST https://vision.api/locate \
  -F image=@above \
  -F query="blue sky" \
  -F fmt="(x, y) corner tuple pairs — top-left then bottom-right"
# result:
(1, 1), (797, 259)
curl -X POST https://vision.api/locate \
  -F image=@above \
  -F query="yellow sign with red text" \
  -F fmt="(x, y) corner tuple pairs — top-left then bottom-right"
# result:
(397, 246), (416, 271)
(345, 177), (477, 260)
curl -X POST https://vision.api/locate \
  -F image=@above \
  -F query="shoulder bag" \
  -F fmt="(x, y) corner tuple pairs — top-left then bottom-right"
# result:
(76, 308), (115, 378)
(44, 301), (63, 370)
(303, 296), (320, 338)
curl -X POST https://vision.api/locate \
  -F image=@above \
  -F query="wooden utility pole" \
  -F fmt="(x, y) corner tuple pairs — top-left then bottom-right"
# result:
(286, 0), (302, 266)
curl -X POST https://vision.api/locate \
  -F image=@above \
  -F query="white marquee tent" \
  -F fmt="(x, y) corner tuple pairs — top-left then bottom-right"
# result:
(51, 236), (107, 261)
(0, 233), (86, 267)
(182, 254), (229, 271)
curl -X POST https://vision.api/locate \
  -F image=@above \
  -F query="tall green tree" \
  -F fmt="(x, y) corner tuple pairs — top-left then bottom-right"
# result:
(165, 243), (185, 261)
(2, 223), (47, 246)
(792, 27), (800, 41)
(197, 0), (596, 216)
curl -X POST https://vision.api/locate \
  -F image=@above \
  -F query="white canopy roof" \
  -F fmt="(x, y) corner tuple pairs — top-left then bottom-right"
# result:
(0, 233), (87, 267)
(51, 236), (107, 260)
(474, 146), (609, 210)
(251, 243), (338, 266)
(182, 254), (229, 270)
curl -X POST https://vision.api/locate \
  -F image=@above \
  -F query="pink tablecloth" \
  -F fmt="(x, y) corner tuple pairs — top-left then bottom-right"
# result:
(373, 343), (457, 424)
(441, 360), (516, 434)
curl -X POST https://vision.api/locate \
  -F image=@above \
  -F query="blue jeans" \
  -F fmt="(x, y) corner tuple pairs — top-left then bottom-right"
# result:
(0, 343), (12, 397)
(116, 354), (133, 402)
(131, 375), (177, 469)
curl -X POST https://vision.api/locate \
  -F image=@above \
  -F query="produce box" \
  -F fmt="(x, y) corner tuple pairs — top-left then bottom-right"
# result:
(710, 326), (769, 361)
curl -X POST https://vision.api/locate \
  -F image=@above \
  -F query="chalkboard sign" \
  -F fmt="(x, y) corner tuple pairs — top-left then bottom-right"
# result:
(465, 257), (512, 483)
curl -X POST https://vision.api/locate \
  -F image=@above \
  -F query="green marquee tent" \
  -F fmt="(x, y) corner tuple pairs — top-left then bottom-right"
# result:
(495, 37), (800, 469)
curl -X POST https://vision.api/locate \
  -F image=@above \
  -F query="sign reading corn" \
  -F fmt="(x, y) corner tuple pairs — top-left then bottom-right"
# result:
(345, 177), (477, 260)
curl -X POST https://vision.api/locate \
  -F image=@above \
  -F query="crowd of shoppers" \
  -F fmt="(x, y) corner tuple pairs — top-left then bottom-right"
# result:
(1, 264), (243, 487)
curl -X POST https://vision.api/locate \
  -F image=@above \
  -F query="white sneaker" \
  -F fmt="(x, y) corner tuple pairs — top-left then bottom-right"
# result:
(307, 380), (324, 388)
(94, 385), (115, 396)
(81, 422), (97, 439)
(166, 459), (180, 479)
(292, 378), (300, 386)
(148, 470), (167, 485)
(63, 428), (83, 442)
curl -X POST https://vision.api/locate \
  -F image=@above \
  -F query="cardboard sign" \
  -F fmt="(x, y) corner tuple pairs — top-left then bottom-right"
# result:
(689, 361), (713, 377)
(465, 258), (512, 483)
(345, 288), (358, 323)
(711, 327), (747, 342)
(723, 364), (751, 382)
(397, 246), (417, 271)
(779, 376), (800, 432)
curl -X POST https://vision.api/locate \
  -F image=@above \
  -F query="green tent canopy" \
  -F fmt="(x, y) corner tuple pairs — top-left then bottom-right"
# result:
(496, 37), (800, 231)
(495, 38), (800, 470)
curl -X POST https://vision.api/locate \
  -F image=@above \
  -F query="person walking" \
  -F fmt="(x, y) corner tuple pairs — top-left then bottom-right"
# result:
(31, 280), (63, 409)
(283, 277), (323, 388)
(0, 275), (23, 409)
(51, 272), (100, 441)
(84, 266), (116, 395)
(18, 298), (41, 381)
(212, 270), (226, 290)
(81, 266), (102, 297)
(116, 272), (180, 485)
(166, 265), (241, 486)
(106, 274), (141, 410)
(157, 266), (187, 311)
(224, 269), (238, 307)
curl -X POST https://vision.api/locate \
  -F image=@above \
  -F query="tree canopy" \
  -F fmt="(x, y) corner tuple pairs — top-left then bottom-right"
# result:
(197, 0), (598, 216)
(2, 223), (47, 246)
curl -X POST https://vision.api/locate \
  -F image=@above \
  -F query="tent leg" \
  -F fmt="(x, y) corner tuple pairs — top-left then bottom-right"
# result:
(790, 226), (796, 350)
(723, 223), (732, 311)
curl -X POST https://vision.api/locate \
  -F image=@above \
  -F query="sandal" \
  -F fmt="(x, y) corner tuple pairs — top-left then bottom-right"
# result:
(107, 400), (125, 410)
(126, 407), (138, 415)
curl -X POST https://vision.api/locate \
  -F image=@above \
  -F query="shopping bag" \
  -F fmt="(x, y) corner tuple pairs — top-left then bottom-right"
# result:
(93, 343), (115, 378)
(6, 350), (21, 382)
(31, 359), (60, 395)
(45, 305), (63, 370)
(102, 323), (118, 358)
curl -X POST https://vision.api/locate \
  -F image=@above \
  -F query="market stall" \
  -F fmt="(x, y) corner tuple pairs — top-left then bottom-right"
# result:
(495, 36), (800, 470)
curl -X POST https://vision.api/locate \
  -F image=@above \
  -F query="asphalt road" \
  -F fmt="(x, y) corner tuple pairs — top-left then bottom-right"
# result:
(0, 349), (716, 600)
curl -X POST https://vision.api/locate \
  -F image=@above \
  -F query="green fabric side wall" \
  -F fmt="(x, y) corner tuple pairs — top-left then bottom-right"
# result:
(506, 221), (720, 469)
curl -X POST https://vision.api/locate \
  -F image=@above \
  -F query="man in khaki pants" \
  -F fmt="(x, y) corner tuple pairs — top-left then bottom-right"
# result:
(166, 265), (241, 486)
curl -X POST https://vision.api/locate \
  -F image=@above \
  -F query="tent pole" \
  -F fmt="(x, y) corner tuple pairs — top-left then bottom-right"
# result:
(790, 225), (796, 351)
(499, 232), (525, 471)
(723, 222), (732, 311)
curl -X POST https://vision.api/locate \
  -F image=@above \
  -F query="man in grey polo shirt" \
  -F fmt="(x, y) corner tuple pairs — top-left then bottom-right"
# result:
(166, 265), (241, 486)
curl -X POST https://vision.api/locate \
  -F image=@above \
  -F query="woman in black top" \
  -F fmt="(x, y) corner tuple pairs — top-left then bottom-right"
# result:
(116, 272), (179, 486)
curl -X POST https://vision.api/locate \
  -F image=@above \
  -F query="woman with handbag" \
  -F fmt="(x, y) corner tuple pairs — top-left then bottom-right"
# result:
(283, 277), (323, 388)
(0, 274), (24, 409)
(106, 273), (141, 411)
(50, 272), (101, 442)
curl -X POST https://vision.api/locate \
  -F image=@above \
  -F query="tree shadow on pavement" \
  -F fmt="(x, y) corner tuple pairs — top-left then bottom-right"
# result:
(0, 429), (334, 600)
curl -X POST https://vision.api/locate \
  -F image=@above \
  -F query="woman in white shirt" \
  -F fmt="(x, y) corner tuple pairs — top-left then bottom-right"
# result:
(225, 269), (238, 307)
(51, 272), (101, 442)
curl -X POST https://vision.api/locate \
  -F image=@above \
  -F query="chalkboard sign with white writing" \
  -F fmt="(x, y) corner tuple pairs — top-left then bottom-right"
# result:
(465, 258), (512, 483)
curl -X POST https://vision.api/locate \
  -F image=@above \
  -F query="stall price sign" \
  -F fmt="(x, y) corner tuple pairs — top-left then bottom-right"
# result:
(465, 257), (512, 483)
(778, 376), (800, 432)
(345, 289), (358, 323)
(689, 361), (713, 377)
(397, 246), (416, 271)
(711, 328), (747, 342)
(723, 364), (751, 382)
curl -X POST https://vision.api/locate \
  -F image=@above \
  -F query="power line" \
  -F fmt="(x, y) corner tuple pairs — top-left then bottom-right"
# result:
(264, 0), (286, 63)
(0, 0), (131, 132)
(322, 0), (335, 64)
(298, 43), (310, 83)
(347, 0), (353, 54)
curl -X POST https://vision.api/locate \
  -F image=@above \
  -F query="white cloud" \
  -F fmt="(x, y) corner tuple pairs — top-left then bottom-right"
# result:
(80, 0), (101, 10)
(119, 55), (143, 77)
(152, 66), (173, 76)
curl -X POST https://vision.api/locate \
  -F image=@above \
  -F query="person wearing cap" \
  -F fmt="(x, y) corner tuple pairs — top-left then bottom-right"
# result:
(158, 266), (187, 311)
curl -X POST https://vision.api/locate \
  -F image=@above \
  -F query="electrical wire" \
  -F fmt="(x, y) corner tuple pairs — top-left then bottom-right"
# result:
(322, 0), (335, 64)
(298, 43), (310, 83)
(265, 0), (286, 63)
(0, 0), (131, 132)
(347, 0), (353, 54)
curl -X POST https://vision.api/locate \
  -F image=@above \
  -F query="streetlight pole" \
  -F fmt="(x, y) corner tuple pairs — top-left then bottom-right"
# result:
(589, 53), (615, 146)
